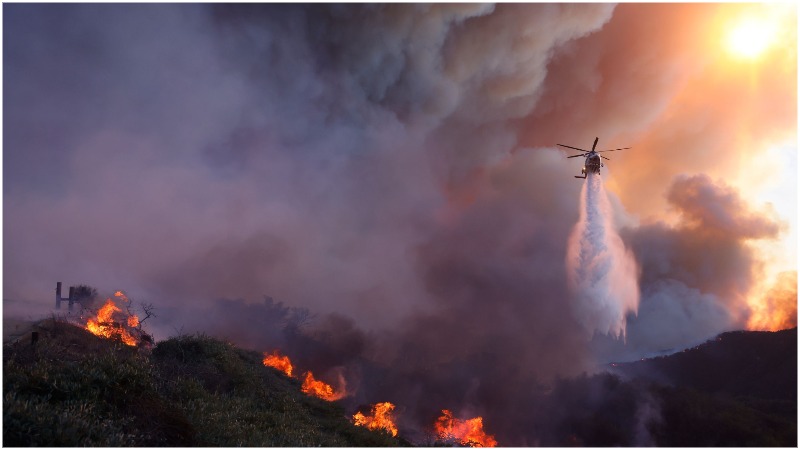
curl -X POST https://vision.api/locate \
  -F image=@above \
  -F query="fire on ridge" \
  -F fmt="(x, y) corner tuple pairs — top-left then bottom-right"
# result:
(262, 349), (499, 445)
(262, 349), (345, 401)
(434, 409), (498, 447)
(84, 291), (140, 347)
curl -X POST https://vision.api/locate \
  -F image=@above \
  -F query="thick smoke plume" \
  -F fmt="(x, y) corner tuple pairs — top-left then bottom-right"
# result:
(567, 173), (639, 338)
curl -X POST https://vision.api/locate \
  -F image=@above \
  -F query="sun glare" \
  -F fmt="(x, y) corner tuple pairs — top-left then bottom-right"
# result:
(725, 17), (776, 59)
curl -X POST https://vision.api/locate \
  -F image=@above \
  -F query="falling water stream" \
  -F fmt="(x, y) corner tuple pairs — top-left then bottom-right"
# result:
(566, 173), (640, 339)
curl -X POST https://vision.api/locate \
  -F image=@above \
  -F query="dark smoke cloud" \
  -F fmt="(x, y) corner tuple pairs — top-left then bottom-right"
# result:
(4, 3), (794, 445)
(3, 2), (612, 328)
(594, 174), (785, 361)
(666, 173), (783, 240)
(631, 174), (782, 307)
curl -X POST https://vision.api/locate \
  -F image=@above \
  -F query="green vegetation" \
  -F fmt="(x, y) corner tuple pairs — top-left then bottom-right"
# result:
(3, 319), (404, 446)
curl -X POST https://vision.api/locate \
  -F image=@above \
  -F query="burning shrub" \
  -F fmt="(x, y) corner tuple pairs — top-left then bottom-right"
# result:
(85, 298), (139, 346)
(262, 350), (294, 377)
(353, 402), (399, 436)
(261, 349), (345, 401)
(434, 409), (498, 447)
(301, 371), (345, 401)
(83, 291), (151, 347)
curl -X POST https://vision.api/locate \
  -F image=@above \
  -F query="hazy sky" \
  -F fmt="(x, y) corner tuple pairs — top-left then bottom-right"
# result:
(3, 3), (797, 356)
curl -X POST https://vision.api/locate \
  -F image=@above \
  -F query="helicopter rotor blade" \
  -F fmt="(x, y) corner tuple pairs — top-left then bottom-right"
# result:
(557, 144), (590, 152)
(592, 137), (599, 151)
(601, 155), (610, 160)
(567, 154), (587, 158)
(597, 147), (631, 152)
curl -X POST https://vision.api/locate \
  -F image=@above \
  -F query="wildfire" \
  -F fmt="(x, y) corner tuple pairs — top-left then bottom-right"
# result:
(262, 350), (345, 401)
(353, 402), (399, 436)
(84, 297), (139, 347)
(747, 271), (798, 331)
(262, 350), (294, 377)
(301, 371), (345, 401)
(434, 409), (497, 447)
(127, 315), (140, 328)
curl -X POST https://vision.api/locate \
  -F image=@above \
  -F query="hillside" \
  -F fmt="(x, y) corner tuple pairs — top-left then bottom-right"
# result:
(612, 328), (797, 401)
(4, 318), (796, 446)
(607, 328), (797, 446)
(2, 319), (406, 446)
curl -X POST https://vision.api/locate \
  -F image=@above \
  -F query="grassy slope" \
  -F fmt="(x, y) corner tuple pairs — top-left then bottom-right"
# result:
(3, 319), (405, 446)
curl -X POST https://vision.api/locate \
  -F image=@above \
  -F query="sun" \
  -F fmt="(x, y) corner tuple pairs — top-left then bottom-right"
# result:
(725, 16), (776, 59)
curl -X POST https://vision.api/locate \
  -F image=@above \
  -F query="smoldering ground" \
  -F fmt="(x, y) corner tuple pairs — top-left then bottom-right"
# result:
(4, 3), (795, 445)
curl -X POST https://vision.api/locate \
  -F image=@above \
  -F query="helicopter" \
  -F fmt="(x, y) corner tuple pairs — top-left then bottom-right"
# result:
(558, 137), (631, 179)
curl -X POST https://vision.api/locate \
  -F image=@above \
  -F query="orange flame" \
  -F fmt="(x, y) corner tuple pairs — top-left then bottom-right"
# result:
(85, 298), (139, 346)
(353, 402), (399, 436)
(262, 350), (294, 377)
(434, 409), (497, 447)
(260, 350), (347, 401)
(747, 271), (798, 331)
(127, 315), (140, 328)
(301, 371), (344, 401)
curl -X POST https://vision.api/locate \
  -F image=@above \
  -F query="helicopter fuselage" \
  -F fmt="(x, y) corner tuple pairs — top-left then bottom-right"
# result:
(584, 153), (602, 175)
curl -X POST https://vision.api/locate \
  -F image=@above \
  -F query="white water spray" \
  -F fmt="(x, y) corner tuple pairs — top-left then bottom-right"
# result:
(566, 173), (639, 339)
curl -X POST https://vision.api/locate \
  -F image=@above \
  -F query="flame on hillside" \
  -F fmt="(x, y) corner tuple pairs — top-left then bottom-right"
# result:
(262, 350), (294, 377)
(261, 349), (346, 401)
(747, 270), (798, 331)
(301, 371), (345, 401)
(84, 291), (139, 346)
(434, 409), (497, 447)
(353, 402), (399, 436)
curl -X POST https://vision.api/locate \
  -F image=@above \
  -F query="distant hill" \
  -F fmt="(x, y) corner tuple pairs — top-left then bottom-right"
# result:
(609, 328), (797, 446)
(613, 328), (797, 401)
(528, 328), (796, 446)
